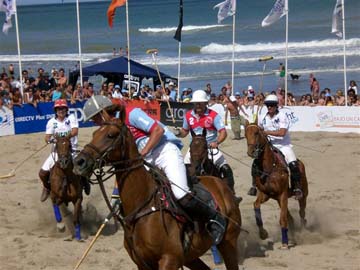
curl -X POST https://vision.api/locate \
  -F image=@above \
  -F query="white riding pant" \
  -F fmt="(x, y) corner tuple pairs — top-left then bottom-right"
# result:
(273, 144), (297, 164)
(145, 142), (189, 200)
(41, 152), (77, 171)
(184, 148), (227, 168)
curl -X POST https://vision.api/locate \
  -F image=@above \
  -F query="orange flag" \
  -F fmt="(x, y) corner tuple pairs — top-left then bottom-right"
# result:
(107, 0), (126, 28)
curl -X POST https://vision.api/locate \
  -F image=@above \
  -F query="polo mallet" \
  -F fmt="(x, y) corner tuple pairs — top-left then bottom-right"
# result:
(73, 200), (121, 270)
(146, 48), (176, 124)
(0, 143), (48, 179)
(258, 56), (273, 92)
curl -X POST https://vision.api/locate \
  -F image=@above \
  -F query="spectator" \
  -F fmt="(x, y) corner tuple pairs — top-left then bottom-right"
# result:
(112, 85), (123, 99)
(311, 77), (320, 98)
(348, 80), (357, 95)
(335, 89), (345, 106)
(57, 68), (67, 87)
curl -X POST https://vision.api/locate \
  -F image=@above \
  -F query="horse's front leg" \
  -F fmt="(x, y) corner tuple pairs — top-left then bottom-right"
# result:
(278, 192), (289, 249)
(73, 196), (83, 241)
(254, 191), (269, 240)
(52, 201), (65, 232)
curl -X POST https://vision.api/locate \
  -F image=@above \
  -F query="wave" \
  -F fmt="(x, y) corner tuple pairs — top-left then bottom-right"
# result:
(138, 24), (228, 33)
(200, 38), (360, 54)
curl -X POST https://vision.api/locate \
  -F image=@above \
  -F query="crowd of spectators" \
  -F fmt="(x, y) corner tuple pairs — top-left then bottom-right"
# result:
(0, 64), (358, 110)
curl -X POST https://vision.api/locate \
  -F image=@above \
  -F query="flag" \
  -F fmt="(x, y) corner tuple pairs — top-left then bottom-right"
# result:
(173, 0), (183, 42)
(0, 0), (16, 34)
(107, 0), (126, 28)
(213, 0), (236, 24)
(331, 0), (343, 38)
(261, 0), (286, 27)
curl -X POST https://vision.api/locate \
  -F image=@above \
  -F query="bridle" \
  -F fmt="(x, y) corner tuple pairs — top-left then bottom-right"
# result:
(82, 121), (144, 177)
(245, 124), (268, 159)
(190, 135), (219, 175)
(54, 138), (72, 169)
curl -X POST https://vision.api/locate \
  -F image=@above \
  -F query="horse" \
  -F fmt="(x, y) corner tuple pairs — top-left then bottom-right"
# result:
(50, 135), (83, 241)
(187, 128), (221, 179)
(73, 111), (242, 270)
(244, 121), (308, 249)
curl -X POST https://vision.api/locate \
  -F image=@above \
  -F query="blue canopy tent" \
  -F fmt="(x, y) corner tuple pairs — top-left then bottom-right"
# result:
(69, 56), (176, 90)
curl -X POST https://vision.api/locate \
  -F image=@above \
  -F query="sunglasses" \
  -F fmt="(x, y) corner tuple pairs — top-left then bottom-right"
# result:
(266, 104), (276, 108)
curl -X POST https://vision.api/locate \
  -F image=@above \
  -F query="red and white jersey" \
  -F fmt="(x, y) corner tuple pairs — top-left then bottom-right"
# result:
(45, 114), (78, 150)
(183, 108), (225, 144)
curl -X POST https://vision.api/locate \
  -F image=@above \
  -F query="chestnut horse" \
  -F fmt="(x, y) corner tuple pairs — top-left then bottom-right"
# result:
(50, 136), (83, 240)
(244, 122), (308, 249)
(73, 114), (241, 270)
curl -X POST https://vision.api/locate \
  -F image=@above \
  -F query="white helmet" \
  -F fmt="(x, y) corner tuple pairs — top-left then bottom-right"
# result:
(83, 95), (113, 122)
(191, 90), (209, 103)
(264, 94), (279, 105)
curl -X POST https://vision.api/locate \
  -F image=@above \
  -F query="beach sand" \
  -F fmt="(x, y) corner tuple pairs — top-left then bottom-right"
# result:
(0, 128), (359, 270)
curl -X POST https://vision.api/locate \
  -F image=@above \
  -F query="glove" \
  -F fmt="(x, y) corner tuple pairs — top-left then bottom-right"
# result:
(171, 127), (181, 137)
(48, 138), (56, 144)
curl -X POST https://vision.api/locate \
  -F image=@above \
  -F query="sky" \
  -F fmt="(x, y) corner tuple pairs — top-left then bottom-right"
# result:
(17, 0), (105, 5)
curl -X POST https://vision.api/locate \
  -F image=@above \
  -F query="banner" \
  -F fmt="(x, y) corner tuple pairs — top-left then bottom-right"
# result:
(331, 0), (343, 37)
(12, 101), (93, 135)
(0, 105), (15, 136)
(160, 101), (192, 127)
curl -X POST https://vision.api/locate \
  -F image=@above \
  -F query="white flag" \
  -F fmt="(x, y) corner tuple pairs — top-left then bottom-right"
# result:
(331, 0), (343, 38)
(213, 0), (236, 24)
(0, 0), (16, 34)
(261, 0), (286, 27)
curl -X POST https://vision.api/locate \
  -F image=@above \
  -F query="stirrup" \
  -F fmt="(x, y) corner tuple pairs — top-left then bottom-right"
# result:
(207, 219), (226, 245)
(247, 186), (257, 196)
(293, 188), (303, 200)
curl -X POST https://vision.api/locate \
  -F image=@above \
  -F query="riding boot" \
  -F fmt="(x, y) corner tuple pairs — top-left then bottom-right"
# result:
(178, 184), (227, 245)
(289, 161), (303, 200)
(39, 169), (50, 202)
(220, 164), (242, 203)
(81, 176), (91, 195)
(248, 160), (258, 196)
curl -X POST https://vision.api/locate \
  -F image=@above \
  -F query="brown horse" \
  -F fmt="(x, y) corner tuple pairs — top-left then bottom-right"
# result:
(244, 122), (308, 249)
(50, 136), (83, 240)
(187, 129), (221, 179)
(73, 113), (241, 270)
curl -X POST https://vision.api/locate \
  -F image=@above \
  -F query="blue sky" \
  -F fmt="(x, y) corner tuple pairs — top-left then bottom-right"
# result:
(17, 0), (105, 5)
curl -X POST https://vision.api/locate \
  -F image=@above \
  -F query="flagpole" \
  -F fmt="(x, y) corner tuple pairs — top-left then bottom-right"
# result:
(11, 0), (23, 100)
(284, 0), (288, 106)
(341, 0), (347, 106)
(125, 0), (131, 96)
(76, 0), (83, 87)
(177, 42), (181, 102)
(231, 12), (235, 96)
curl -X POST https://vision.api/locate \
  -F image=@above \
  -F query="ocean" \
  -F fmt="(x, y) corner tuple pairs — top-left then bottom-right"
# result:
(0, 0), (359, 96)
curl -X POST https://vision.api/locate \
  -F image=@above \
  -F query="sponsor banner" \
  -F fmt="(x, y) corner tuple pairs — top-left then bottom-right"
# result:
(236, 105), (359, 133)
(0, 105), (15, 136)
(111, 99), (161, 120)
(159, 101), (192, 127)
(12, 101), (93, 135)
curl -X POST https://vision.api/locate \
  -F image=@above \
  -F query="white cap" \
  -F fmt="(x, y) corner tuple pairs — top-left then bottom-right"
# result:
(168, 81), (175, 86)
(248, 85), (253, 90)
(191, 90), (209, 103)
(264, 94), (279, 104)
(229, 95), (236, 102)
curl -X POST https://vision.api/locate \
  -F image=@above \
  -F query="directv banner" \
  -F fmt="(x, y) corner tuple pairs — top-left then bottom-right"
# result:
(13, 101), (94, 135)
(159, 101), (192, 127)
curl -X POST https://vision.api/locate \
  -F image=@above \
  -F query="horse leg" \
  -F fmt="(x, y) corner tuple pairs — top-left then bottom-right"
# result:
(217, 238), (239, 270)
(185, 258), (211, 270)
(298, 165), (308, 228)
(73, 197), (83, 241)
(277, 201), (295, 246)
(52, 203), (65, 232)
(278, 192), (289, 249)
(254, 192), (269, 240)
(158, 255), (181, 270)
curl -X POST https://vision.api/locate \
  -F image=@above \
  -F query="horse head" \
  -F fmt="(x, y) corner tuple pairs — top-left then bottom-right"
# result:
(244, 120), (267, 159)
(54, 135), (72, 169)
(73, 105), (137, 177)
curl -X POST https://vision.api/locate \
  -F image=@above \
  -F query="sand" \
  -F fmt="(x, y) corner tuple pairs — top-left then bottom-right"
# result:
(0, 128), (359, 270)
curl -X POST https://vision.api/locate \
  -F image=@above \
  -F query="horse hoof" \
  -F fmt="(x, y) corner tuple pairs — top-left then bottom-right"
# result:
(279, 244), (289, 250)
(259, 229), (268, 240)
(56, 222), (66, 232)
